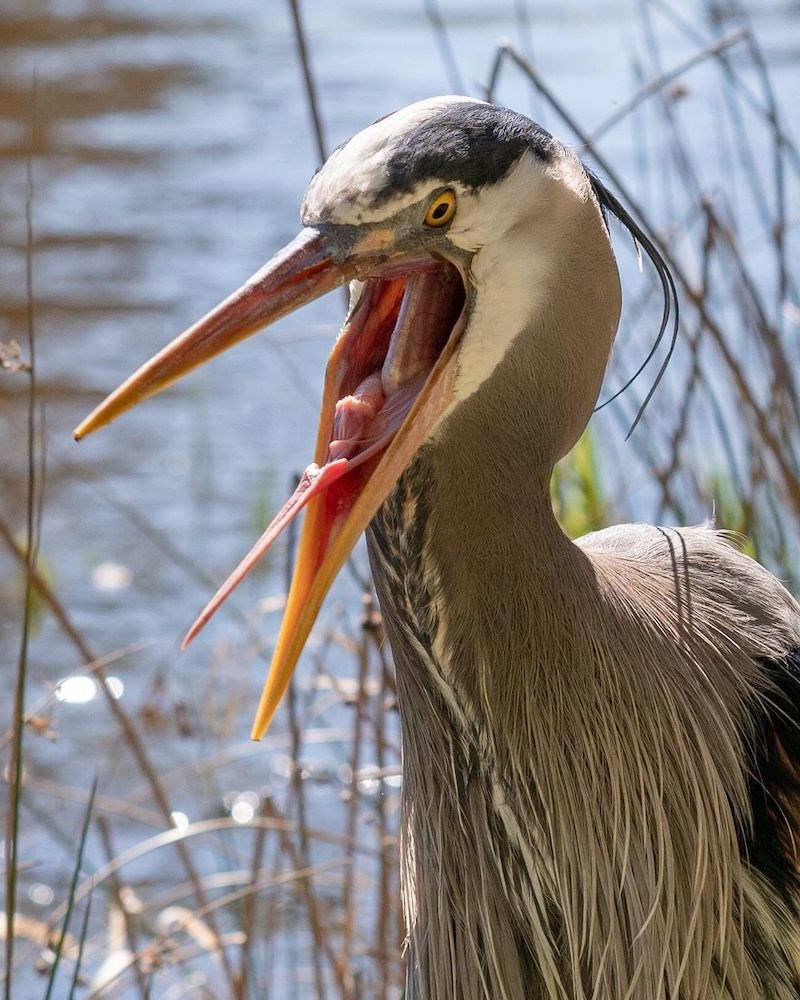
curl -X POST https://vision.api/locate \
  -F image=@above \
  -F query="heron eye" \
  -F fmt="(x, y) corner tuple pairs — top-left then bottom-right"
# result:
(424, 189), (457, 228)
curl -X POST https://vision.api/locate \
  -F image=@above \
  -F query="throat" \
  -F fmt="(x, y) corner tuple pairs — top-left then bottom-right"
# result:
(365, 447), (589, 1000)
(369, 424), (581, 735)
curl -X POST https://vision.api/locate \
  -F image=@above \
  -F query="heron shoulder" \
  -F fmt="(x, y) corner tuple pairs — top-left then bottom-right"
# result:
(576, 521), (800, 653)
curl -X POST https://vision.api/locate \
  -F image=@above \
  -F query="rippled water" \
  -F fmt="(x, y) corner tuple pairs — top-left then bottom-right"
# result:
(1, 0), (798, 994)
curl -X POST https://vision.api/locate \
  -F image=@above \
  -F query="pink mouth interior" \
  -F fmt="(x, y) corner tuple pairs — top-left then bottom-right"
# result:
(182, 260), (465, 646)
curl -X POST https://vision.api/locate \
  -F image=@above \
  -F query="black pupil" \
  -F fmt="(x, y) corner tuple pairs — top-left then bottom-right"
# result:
(432, 202), (448, 219)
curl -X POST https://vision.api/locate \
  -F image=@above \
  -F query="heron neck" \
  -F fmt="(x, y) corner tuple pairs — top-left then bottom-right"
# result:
(370, 174), (623, 762)
(423, 377), (578, 633)
(367, 280), (619, 994)
(398, 277), (617, 720)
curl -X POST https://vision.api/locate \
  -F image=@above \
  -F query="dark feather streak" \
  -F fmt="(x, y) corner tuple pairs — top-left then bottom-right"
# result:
(587, 171), (680, 438)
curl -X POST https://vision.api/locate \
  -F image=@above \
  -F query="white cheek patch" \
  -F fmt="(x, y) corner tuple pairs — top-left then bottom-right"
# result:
(446, 148), (585, 252)
(453, 244), (548, 403)
(303, 95), (479, 226)
(443, 149), (590, 403)
(444, 155), (557, 401)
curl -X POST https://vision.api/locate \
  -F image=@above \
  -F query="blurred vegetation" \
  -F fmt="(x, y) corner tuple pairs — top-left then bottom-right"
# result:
(2, 1), (799, 997)
(553, 430), (609, 539)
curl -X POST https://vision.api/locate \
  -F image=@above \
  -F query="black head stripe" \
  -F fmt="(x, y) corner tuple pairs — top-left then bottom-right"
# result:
(375, 102), (556, 203)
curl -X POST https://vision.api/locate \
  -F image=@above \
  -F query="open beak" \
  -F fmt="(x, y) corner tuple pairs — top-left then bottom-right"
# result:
(75, 225), (466, 740)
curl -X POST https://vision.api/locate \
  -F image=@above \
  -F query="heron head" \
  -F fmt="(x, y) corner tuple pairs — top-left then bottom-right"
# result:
(74, 97), (621, 738)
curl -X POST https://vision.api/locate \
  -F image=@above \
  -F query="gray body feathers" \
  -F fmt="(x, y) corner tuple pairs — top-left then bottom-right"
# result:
(369, 484), (800, 999)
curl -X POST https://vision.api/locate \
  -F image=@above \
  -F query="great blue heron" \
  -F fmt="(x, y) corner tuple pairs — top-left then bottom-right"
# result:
(75, 97), (800, 998)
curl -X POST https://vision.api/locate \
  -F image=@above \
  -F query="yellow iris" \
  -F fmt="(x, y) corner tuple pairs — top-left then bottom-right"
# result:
(424, 189), (457, 228)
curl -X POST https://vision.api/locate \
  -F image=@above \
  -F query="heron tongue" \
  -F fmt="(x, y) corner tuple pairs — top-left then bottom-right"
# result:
(182, 269), (452, 649)
(182, 368), (419, 647)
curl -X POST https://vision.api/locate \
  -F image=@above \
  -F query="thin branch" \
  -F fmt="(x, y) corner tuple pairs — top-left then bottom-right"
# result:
(4, 84), (39, 999)
(424, 0), (466, 94)
(586, 27), (749, 145)
(286, 0), (327, 164)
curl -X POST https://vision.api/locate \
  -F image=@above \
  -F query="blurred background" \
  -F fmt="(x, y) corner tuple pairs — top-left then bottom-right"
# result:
(1, 0), (799, 996)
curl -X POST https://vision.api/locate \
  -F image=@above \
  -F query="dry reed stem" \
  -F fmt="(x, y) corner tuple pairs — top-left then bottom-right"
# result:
(4, 91), (40, 1000)
(0, 519), (238, 991)
(95, 815), (150, 999)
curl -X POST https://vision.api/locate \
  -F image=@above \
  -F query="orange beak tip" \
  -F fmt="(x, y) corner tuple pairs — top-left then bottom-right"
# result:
(73, 411), (103, 441)
(250, 711), (272, 742)
(181, 617), (204, 649)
